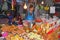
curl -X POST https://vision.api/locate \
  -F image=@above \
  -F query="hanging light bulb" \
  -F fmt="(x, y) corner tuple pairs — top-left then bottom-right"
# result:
(24, 3), (27, 9)
(41, 1), (44, 4)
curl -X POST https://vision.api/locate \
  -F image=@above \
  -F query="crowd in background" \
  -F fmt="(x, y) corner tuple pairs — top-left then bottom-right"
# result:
(0, 0), (60, 25)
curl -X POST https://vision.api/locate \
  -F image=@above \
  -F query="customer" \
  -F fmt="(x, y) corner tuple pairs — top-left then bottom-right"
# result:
(12, 18), (18, 25)
(7, 12), (13, 25)
(17, 15), (23, 25)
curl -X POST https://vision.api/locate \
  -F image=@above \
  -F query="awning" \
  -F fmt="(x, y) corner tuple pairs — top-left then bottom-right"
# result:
(55, 0), (60, 2)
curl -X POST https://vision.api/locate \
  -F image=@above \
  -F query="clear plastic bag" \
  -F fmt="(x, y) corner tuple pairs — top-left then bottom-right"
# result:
(2, 1), (8, 11)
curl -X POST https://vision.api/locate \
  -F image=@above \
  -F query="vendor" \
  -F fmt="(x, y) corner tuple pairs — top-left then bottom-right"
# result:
(25, 4), (35, 28)
(25, 4), (35, 21)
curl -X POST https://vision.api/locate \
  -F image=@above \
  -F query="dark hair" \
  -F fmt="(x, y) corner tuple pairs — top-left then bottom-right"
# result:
(29, 4), (34, 8)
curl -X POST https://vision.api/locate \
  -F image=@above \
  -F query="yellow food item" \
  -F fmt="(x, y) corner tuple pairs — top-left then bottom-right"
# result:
(11, 35), (24, 40)
(26, 30), (29, 33)
(47, 23), (50, 28)
(11, 37), (15, 40)
(15, 35), (24, 40)
(19, 37), (24, 40)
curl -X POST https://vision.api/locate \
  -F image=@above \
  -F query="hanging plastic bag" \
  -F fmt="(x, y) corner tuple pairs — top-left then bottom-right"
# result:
(2, 1), (8, 11)
(44, 6), (49, 11)
(39, 5), (44, 10)
(0, 5), (2, 10)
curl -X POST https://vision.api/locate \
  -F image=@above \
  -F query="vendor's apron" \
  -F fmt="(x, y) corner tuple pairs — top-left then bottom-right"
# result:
(26, 12), (34, 28)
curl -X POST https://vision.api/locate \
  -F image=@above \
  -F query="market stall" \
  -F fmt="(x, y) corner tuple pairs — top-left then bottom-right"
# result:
(0, 16), (60, 40)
